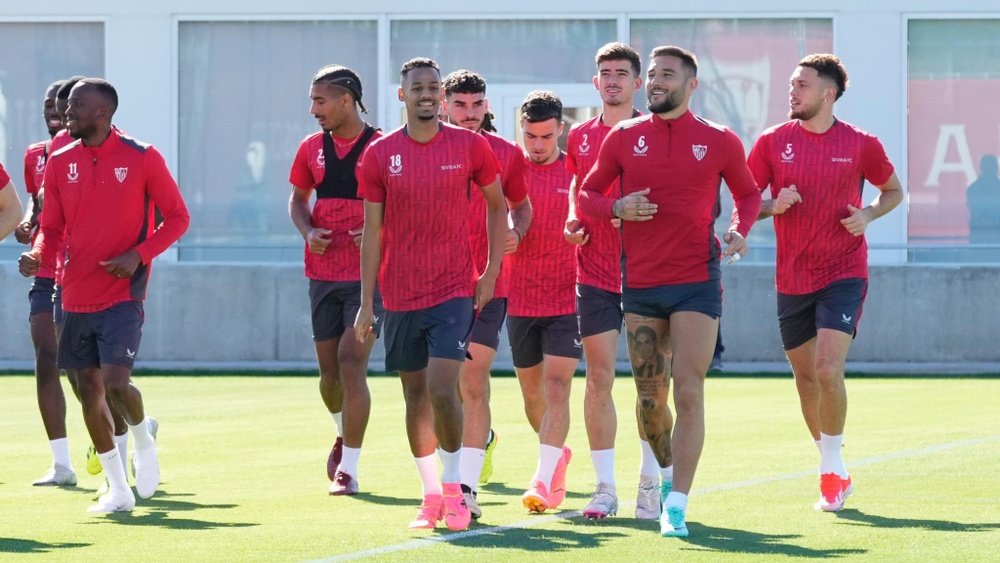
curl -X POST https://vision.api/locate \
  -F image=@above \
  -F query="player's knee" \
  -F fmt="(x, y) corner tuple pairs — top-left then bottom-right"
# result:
(814, 362), (844, 387)
(672, 386), (704, 417)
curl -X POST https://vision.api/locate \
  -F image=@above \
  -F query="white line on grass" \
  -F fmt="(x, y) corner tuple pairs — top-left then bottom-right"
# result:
(313, 434), (1000, 562)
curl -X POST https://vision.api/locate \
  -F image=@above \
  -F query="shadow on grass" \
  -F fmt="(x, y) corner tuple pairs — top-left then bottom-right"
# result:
(679, 522), (867, 558)
(83, 491), (258, 531)
(452, 526), (628, 551)
(837, 509), (1000, 532)
(351, 492), (422, 507)
(0, 538), (90, 554)
(478, 482), (589, 500)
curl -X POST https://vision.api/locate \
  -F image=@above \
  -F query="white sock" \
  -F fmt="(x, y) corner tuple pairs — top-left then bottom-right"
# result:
(640, 439), (660, 479)
(439, 448), (461, 484)
(50, 438), (72, 469)
(98, 448), (130, 494)
(531, 444), (563, 489)
(590, 448), (616, 488)
(659, 464), (674, 486)
(814, 439), (822, 454)
(339, 446), (361, 479)
(665, 491), (688, 510)
(331, 411), (343, 438)
(115, 432), (130, 475)
(460, 447), (486, 490)
(819, 433), (848, 478)
(129, 417), (154, 450)
(414, 454), (442, 496)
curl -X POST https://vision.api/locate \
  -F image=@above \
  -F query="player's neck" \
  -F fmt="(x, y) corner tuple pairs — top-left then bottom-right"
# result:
(329, 114), (366, 140)
(601, 104), (637, 128)
(404, 118), (440, 143)
(799, 111), (836, 134)
(81, 125), (112, 147)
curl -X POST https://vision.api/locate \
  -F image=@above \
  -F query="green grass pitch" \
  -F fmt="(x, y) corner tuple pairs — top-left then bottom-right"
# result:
(1, 374), (998, 561)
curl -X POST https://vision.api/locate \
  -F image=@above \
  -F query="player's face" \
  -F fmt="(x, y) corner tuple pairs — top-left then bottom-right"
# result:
(595, 59), (641, 107)
(56, 97), (70, 127)
(399, 67), (442, 122)
(646, 55), (695, 115)
(43, 85), (62, 136)
(521, 117), (563, 165)
(443, 92), (488, 132)
(65, 85), (104, 141)
(310, 83), (352, 133)
(788, 66), (830, 121)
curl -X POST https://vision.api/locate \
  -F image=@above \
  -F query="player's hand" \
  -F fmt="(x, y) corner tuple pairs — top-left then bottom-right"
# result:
(18, 250), (40, 277)
(504, 228), (521, 255)
(564, 218), (589, 246)
(840, 204), (871, 237)
(348, 227), (363, 248)
(306, 228), (333, 254)
(474, 272), (497, 311)
(14, 221), (34, 244)
(353, 302), (374, 343)
(771, 185), (802, 215)
(722, 230), (748, 264)
(613, 188), (657, 222)
(99, 249), (142, 279)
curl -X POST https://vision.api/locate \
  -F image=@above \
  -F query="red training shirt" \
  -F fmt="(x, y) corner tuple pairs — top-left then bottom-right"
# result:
(579, 111), (761, 288)
(23, 140), (57, 279)
(508, 153), (576, 317)
(288, 127), (383, 282)
(359, 122), (499, 311)
(566, 114), (630, 293)
(747, 119), (894, 295)
(35, 128), (190, 313)
(467, 130), (529, 299)
(0, 161), (9, 189)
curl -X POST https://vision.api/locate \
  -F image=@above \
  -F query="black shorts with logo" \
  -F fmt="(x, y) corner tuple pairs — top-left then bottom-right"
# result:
(506, 314), (582, 368)
(309, 280), (384, 341)
(383, 297), (475, 372)
(622, 280), (722, 320)
(468, 297), (507, 351)
(777, 278), (867, 350)
(59, 300), (144, 370)
(576, 283), (623, 338)
(28, 276), (56, 318)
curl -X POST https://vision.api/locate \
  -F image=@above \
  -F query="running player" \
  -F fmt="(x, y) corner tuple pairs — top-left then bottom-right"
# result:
(509, 91), (580, 514)
(14, 79), (80, 487)
(20, 78), (190, 513)
(748, 53), (902, 512)
(288, 65), (382, 496)
(564, 42), (661, 520)
(441, 68), (533, 519)
(578, 46), (762, 537)
(354, 58), (507, 532)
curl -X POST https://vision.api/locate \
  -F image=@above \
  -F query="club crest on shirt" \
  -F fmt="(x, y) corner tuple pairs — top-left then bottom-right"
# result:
(633, 135), (649, 156)
(35, 155), (46, 174)
(67, 162), (79, 183)
(578, 133), (591, 154)
(115, 167), (128, 183)
(316, 148), (326, 167)
(692, 144), (708, 161)
(388, 154), (403, 175)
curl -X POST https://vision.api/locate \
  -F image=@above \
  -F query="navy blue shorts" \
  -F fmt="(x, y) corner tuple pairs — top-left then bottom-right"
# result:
(309, 280), (383, 342)
(576, 284), (623, 338)
(383, 297), (475, 372)
(468, 297), (507, 350)
(28, 276), (56, 317)
(622, 280), (722, 320)
(59, 300), (144, 370)
(507, 314), (582, 368)
(53, 284), (65, 330)
(777, 278), (867, 350)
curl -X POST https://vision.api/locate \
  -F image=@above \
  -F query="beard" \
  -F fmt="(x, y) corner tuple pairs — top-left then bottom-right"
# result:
(68, 123), (95, 140)
(790, 100), (821, 121)
(646, 90), (682, 114)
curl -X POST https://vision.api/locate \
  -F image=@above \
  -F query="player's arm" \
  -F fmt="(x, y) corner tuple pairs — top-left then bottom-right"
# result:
(22, 166), (65, 277)
(840, 173), (903, 237)
(0, 180), (23, 241)
(746, 134), (801, 220)
(564, 176), (590, 245)
(354, 200), (382, 342)
(477, 177), (507, 309)
(289, 186), (333, 254)
(507, 195), (531, 255)
(721, 132), (764, 261)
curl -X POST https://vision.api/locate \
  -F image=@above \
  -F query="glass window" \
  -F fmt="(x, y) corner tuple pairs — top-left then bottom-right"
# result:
(177, 20), (377, 261)
(631, 19), (833, 258)
(391, 20), (617, 85)
(0, 22), (104, 259)
(908, 19), (1000, 262)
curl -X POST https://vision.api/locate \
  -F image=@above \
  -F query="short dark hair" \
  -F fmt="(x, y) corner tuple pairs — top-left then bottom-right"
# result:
(46, 80), (66, 96)
(650, 45), (698, 77)
(400, 57), (440, 80)
(596, 42), (641, 76)
(520, 90), (563, 123)
(798, 53), (849, 100)
(442, 69), (486, 96)
(312, 64), (367, 113)
(57, 76), (86, 100)
(77, 78), (119, 115)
